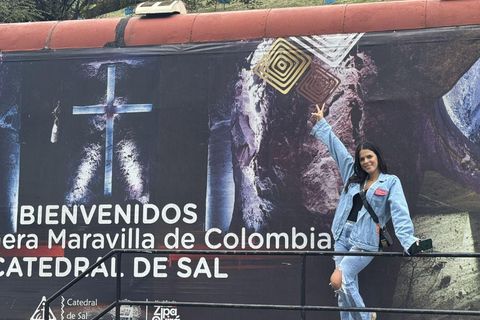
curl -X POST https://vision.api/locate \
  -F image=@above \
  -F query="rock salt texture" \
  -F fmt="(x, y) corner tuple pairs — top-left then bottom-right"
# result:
(225, 27), (480, 317)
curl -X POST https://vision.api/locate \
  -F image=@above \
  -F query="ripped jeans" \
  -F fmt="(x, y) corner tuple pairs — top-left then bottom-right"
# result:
(333, 220), (375, 320)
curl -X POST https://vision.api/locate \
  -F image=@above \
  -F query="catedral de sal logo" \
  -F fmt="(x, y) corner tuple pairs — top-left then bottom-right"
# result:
(32, 296), (180, 320)
(30, 297), (56, 320)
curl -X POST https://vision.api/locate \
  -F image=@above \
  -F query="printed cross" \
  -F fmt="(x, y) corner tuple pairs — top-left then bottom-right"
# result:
(73, 65), (152, 196)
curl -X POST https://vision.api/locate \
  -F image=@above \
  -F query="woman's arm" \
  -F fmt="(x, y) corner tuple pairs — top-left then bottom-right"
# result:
(310, 105), (355, 186)
(387, 176), (419, 252)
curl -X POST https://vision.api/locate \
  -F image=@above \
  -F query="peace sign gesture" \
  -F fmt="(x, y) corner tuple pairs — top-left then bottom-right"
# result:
(311, 103), (326, 123)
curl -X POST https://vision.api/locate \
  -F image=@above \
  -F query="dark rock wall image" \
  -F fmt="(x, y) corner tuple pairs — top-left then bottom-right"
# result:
(208, 26), (480, 318)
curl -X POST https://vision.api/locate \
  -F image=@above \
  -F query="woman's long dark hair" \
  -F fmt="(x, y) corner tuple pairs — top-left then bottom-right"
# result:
(344, 141), (388, 192)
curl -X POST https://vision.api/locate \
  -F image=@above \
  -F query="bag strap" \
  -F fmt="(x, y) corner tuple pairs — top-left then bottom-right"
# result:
(359, 181), (381, 235)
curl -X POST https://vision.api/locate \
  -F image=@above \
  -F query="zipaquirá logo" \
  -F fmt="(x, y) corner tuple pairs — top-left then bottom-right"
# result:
(153, 306), (180, 320)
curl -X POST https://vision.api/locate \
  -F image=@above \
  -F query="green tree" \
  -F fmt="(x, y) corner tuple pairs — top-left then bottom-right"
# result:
(34, 0), (98, 20)
(0, 0), (43, 23)
(83, 0), (141, 18)
(235, 0), (262, 9)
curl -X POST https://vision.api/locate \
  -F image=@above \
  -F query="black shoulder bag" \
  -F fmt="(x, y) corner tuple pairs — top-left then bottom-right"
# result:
(359, 183), (394, 248)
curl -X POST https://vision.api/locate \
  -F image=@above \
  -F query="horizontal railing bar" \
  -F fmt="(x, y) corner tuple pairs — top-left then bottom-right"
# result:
(45, 248), (480, 320)
(118, 300), (480, 316)
(109, 248), (480, 258)
(46, 250), (118, 303)
(46, 249), (479, 307)
(44, 247), (480, 320)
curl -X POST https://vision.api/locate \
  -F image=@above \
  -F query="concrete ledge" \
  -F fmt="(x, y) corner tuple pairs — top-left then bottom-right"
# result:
(49, 18), (120, 50)
(1, 0), (480, 52)
(191, 10), (268, 42)
(344, 1), (426, 33)
(265, 6), (346, 38)
(125, 15), (196, 46)
(426, 0), (480, 28)
(0, 21), (56, 51)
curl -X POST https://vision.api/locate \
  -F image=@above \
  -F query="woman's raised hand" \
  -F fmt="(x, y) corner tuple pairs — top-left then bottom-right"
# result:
(311, 103), (326, 123)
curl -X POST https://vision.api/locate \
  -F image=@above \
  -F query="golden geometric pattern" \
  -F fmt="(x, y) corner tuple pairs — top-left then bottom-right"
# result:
(254, 38), (312, 94)
(296, 65), (341, 105)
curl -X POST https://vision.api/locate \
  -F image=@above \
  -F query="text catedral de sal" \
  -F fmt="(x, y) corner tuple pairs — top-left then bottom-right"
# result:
(0, 255), (229, 278)
(0, 203), (333, 278)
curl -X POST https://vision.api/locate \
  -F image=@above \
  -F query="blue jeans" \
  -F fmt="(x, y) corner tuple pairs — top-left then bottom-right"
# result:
(333, 221), (375, 320)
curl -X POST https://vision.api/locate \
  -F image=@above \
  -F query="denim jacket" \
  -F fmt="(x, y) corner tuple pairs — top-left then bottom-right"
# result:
(311, 118), (418, 252)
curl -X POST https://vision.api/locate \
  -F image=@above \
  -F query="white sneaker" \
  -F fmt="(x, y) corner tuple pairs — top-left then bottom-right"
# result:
(370, 312), (377, 320)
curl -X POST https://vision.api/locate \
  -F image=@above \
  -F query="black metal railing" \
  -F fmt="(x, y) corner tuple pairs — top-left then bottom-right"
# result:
(44, 249), (480, 320)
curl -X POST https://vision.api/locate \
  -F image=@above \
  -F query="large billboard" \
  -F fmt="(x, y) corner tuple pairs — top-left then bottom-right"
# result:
(0, 24), (480, 320)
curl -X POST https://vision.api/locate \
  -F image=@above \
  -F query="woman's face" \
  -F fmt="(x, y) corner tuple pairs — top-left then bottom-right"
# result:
(359, 149), (380, 176)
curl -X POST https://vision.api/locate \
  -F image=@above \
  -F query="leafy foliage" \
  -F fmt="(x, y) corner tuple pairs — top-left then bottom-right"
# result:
(34, 0), (97, 20)
(183, 0), (217, 11)
(0, 0), (141, 22)
(83, 0), (142, 19)
(0, 0), (43, 23)
(182, 0), (261, 11)
(235, 0), (262, 8)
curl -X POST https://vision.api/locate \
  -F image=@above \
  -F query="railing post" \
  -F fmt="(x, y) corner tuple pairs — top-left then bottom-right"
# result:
(45, 300), (50, 320)
(301, 254), (306, 320)
(115, 251), (122, 320)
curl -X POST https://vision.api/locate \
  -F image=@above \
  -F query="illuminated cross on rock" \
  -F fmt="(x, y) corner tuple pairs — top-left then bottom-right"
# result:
(73, 65), (152, 196)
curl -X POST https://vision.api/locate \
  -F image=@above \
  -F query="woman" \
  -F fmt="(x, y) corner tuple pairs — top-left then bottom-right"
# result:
(310, 104), (422, 320)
